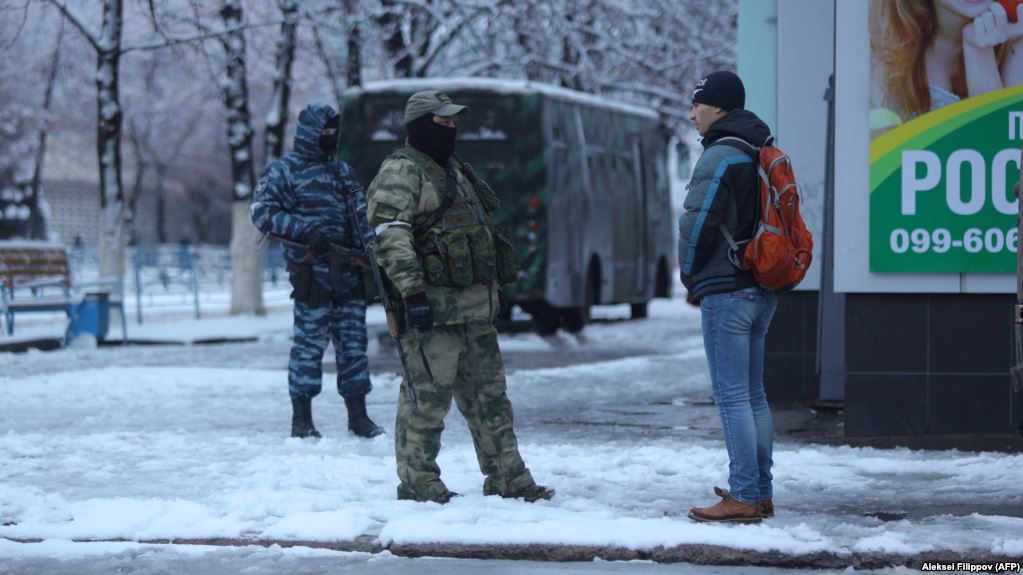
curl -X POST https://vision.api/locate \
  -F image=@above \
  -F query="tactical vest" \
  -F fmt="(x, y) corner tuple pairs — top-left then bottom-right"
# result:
(387, 146), (517, 288)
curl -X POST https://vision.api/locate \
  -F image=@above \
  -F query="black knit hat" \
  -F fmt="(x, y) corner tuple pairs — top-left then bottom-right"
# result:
(692, 71), (745, 111)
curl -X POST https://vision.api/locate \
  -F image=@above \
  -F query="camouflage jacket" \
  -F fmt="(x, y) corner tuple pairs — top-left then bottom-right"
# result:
(250, 103), (374, 294)
(366, 146), (500, 326)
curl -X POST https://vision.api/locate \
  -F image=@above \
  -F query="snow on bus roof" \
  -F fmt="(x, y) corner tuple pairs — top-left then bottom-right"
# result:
(347, 77), (660, 120)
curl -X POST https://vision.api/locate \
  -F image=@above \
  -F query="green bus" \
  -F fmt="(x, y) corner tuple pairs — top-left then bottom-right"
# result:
(339, 78), (674, 332)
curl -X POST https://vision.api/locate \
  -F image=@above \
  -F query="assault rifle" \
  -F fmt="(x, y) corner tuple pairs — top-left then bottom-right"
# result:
(264, 233), (369, 268)
(363, 241), (419, 411)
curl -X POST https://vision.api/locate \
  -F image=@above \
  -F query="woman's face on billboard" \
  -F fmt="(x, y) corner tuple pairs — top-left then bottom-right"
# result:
(938, 0), (997, 19)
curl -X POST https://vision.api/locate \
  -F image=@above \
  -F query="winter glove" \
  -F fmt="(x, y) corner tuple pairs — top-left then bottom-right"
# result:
(404, 291), (433, 331)
(305, 229), (331, 256)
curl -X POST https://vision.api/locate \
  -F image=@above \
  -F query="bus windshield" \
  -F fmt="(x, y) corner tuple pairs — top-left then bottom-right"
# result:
(363, 94), (515, 143)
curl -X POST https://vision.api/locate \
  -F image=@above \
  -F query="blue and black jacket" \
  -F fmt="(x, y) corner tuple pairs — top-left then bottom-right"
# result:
(677, 109), (772, 303)
(251, 102), (375, 296)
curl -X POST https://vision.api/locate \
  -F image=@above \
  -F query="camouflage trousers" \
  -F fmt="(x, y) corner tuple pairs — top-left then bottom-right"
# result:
(395, 322), (534, 501)
(288, 296), (371, 400)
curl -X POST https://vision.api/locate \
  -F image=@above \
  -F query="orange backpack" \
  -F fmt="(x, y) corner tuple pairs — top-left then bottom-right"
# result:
(717, 137), (813, 292)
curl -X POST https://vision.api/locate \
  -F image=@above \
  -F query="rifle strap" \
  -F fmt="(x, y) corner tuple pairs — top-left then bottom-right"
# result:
(411, 163), (458, 237)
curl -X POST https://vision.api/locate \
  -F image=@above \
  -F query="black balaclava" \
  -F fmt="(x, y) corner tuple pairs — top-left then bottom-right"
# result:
(406, 114), (456, 166)
(319, 115), (340, 155)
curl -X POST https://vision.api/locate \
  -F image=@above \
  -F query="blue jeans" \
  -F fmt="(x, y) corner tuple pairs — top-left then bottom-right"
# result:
(700, 286), (778, 505)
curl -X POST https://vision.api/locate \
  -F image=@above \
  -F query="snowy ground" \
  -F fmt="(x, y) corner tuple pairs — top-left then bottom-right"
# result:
(2, 294), (1023, 573)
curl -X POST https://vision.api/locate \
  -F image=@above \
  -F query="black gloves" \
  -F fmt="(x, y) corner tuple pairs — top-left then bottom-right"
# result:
(404, 291), (433, 331)
(305, 229), (331, 256)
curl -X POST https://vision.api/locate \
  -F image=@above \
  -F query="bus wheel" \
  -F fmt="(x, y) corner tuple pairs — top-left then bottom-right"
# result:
(562, 305), (589, 333)
(563, 268), (596, 333)
(630, 302), (648, 319)
(523, 301), (560, 335)
(655, 257), (672, 298)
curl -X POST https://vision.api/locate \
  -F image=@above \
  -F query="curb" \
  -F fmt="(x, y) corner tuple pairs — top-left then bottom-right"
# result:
(0, 536), (999, 569)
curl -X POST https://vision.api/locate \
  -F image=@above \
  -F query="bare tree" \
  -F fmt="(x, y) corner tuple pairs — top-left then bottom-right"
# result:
(344, 0), (362, 87)
(218, 0), (265, 315)
(124, 58), (201, 246)
(311, 23), (345, 104)
(370, 0), (489, 79)
(0, 105), (34, 240)
(47, 0), (128, 288)
(264, 0), (298, 163)
(0, 7), (60, 242)
(375, 0), (417, 78)
(308, 0), (362, 104)
(24, 16), (65, 240)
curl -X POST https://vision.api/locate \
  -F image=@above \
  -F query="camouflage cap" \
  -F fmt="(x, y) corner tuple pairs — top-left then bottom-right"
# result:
(404, 90), (469, 124)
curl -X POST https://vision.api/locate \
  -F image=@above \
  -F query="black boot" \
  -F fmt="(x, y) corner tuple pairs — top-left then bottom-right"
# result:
(291, 396), (321, 438)
(344, 394), (384, 438)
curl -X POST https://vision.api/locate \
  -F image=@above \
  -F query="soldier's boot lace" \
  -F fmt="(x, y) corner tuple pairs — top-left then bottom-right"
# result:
(344, 394), (384, 438)
(290, 396), (321, 439)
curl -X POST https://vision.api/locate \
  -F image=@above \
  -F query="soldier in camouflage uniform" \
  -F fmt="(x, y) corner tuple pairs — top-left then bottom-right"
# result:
(366, 90), (554, 504)
(251, 102), (384, 439)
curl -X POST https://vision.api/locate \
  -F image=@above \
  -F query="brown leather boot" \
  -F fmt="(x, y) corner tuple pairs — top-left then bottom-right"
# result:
(760, 498), (774, 518)
(688, 487), (762, 524)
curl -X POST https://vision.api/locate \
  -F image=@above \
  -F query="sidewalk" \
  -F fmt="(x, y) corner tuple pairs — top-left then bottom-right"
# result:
(1, 299), (1022, 570)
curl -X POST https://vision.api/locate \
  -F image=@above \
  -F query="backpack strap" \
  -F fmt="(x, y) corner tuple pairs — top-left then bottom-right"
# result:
(709, 136), (762, 270)
(717, 224), (749, 270)
(712, 136), (759, 158)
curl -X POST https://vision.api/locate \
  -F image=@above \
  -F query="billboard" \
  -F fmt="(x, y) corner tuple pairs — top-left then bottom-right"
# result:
(869, 0), (1023, 273)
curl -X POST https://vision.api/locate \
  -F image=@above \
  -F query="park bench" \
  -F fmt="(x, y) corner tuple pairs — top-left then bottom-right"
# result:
(0, 244), (127, 342)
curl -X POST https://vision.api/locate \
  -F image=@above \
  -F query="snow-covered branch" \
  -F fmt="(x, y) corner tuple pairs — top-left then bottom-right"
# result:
(120, 19), (284, 53)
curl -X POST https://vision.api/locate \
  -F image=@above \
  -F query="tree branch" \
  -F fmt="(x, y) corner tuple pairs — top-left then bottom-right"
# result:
(417, 9), (479, 75)
(120, 20), (284, 53)
(311, 24), (343, 104)
(0, 0), (32, 51)
(46, 0), (99, 52)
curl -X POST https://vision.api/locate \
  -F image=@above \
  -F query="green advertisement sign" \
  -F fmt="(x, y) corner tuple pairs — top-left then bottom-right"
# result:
(870, 86), (1023, 273)
(867, 0), (1023, 274)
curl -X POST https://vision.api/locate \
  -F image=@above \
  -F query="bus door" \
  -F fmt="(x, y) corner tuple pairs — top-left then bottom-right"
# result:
(629, 133), (649, 297)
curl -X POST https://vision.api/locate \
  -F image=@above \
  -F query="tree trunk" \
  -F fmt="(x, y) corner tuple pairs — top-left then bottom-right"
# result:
(345, 0), (361, 87)
(312, 26), (343, 105)
(264, 0), (297, 163)
(220, 0), (265, 315)
(125, 119), (149, 245)
(96, 0), (127, 289)
(155, 164), (167, 244)
(229, 201), (264, 314)
(378, 1), (413, 78)
(27, 19), (65, 241)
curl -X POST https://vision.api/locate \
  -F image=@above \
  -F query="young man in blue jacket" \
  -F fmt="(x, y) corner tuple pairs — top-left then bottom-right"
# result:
(678, 71), (778, 523)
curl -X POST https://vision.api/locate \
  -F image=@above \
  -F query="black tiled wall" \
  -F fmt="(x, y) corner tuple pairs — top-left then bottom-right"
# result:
(844, 294), (1019, 436)
(764, 291), (820, 405)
